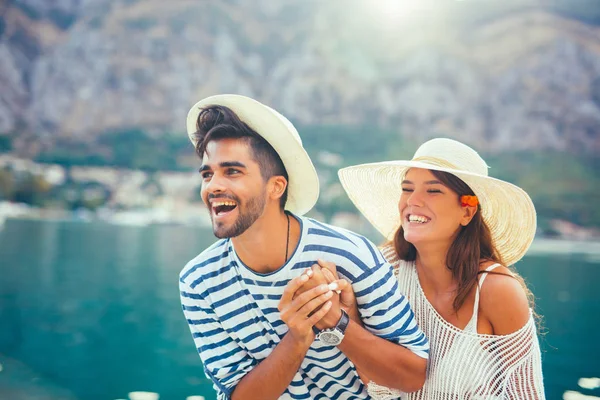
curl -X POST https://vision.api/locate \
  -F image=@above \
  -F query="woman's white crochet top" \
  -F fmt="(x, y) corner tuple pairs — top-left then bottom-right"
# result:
(367, 247), (545, 400)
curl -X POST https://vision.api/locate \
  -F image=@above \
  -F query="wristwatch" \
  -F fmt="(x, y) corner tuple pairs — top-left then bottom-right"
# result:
(316, 309), (349, 346)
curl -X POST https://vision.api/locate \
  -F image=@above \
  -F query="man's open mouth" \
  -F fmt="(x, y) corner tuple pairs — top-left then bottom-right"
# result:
(212, 201), (238, 216)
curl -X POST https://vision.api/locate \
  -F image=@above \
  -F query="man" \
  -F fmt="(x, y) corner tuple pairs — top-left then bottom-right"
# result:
(179, 94), (429, 400)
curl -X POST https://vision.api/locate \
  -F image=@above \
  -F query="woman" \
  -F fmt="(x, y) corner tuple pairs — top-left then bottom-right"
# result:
(334, 138), (545, 399)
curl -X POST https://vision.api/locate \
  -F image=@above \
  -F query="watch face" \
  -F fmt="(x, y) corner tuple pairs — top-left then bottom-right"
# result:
(318, 331), (342, 346)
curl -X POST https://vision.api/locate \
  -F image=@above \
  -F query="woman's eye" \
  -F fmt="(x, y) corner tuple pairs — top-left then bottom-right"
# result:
(401, 188), (413, 192)
(428, 189), (442, 193)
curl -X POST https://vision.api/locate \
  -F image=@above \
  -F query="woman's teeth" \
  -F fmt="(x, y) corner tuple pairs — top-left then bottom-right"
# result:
(408, 215), (429, 223)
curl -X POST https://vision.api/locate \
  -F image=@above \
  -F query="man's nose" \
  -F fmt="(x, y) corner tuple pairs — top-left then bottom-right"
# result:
(204, 174), (227, 194)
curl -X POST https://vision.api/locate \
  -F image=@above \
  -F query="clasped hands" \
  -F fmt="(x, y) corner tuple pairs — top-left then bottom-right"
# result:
(277, 259), (358, 349)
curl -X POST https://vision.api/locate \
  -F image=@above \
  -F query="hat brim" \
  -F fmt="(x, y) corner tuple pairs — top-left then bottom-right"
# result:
(338, 160), (536, 266)
(186, 94), (319, 216)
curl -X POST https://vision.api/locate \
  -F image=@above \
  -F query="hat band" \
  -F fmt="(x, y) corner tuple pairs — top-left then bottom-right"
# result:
(412, 156), (459, 170)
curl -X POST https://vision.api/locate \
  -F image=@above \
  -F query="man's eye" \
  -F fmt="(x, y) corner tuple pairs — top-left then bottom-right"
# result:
(227, 169), (240, 175)
(201, 172), (213, 179)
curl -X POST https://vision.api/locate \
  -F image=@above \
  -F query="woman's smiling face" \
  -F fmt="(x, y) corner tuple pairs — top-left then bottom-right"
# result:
(399, 168), (471, 248)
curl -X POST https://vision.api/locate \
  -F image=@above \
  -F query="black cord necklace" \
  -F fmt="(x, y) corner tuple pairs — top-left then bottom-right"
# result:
(285, 212), (290, 262)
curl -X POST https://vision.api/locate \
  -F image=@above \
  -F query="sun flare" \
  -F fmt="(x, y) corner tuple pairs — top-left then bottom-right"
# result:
(371, 0), (431, 24)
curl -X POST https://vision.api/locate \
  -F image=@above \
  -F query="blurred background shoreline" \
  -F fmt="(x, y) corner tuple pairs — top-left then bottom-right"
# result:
(1, 148), (599, 242)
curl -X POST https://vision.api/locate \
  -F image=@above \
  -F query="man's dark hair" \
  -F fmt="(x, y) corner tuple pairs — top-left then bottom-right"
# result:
(193, 105), (288, 208)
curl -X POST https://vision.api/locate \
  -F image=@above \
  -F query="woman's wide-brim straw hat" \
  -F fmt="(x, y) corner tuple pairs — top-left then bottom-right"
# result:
(186, 94), (319, 216)
(338, 138), (536, 266)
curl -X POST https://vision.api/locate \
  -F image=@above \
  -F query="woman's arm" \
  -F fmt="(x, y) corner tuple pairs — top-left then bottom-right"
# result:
(314, 262), (426, 394)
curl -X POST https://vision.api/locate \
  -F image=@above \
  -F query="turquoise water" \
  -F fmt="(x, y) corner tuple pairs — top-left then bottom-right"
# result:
(0, 219), (598, 399)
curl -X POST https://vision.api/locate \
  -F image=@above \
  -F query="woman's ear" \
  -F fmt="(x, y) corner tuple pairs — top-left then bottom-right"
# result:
(460, 205), (478, 226)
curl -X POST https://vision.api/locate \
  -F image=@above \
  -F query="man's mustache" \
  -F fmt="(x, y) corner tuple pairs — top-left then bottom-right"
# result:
(207, 193), (240, 202)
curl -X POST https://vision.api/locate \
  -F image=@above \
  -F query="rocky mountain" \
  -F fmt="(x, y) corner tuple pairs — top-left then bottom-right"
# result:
(2, 0), (600, 155)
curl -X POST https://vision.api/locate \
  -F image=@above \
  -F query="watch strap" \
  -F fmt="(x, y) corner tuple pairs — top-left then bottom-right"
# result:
(337, 309), (349, 334)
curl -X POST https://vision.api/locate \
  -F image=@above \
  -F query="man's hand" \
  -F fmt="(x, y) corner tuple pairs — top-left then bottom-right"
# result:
(293, 264), (345, 331)
(278, 274), (334, 350)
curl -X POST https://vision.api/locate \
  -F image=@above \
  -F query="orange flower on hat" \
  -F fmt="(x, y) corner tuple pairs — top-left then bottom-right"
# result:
(461, 195), (478, 207)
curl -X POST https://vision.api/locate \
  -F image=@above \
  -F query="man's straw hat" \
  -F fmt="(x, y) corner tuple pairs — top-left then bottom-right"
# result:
(186, 94), (319, 216)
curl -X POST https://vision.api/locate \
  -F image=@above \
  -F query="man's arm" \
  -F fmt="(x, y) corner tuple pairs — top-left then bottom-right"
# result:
(180, 279), (253, 399)
(337, 317), (427, 392)
(230, 275), (334, 400)
(231, 331), (314, 400)
(180, 275), (335, 400)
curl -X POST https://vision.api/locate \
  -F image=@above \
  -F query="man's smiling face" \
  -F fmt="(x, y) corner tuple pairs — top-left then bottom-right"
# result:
(199, 138), (268, 238)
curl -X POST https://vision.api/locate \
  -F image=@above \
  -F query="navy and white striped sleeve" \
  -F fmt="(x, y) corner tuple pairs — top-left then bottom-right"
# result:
(351, 239), (429, 359)
(179, 279), (256, 399)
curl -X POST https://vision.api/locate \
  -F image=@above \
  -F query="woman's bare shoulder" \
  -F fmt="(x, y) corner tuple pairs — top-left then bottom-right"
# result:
(478, 262), (531, 335)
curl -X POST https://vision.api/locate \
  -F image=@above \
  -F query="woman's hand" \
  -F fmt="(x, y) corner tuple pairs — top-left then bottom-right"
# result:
(315, 259), (361, 325)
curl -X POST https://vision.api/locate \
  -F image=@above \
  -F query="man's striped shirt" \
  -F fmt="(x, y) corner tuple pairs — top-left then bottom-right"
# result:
(179, 215), (429, 400)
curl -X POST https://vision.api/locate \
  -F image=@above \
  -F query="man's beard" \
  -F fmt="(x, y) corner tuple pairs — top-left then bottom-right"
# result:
(212, 192), (267, 239)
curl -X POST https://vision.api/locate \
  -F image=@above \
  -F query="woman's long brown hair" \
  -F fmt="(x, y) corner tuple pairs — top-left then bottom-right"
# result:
(390, 169), (535, 313)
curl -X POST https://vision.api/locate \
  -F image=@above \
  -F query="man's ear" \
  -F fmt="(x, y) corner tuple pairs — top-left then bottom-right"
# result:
(460, 205), (478, 226)
(269, 176), (288, 201)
